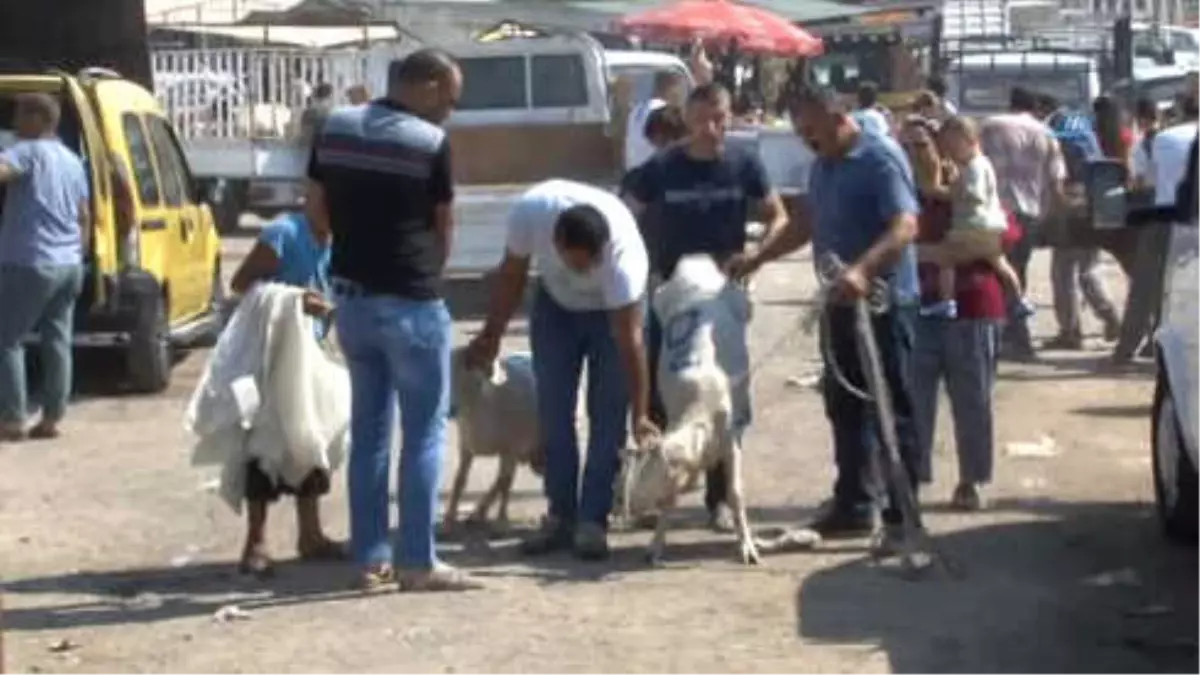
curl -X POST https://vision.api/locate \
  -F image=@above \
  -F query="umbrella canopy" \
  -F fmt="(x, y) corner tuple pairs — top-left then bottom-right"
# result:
(616, 0), (823, 57)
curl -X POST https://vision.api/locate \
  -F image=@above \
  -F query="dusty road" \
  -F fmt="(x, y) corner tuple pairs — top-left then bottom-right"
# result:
(0, 232), (1196, 673)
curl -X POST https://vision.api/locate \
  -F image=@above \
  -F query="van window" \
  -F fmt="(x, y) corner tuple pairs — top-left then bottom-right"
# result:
(146, 116), (190, 207)
(958, 71), (1087, 113)
(458, 53), (591, 110)
(531, 54), (588, 107)
(121, 113), (161, 207)
(458, 56), (527, 110)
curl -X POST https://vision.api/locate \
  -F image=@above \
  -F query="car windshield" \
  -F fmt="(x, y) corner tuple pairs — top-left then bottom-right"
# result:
(958, 71), (1088, 113)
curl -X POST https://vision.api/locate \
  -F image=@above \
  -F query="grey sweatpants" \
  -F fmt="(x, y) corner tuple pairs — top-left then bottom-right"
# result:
(1050, 247), (1120, 337)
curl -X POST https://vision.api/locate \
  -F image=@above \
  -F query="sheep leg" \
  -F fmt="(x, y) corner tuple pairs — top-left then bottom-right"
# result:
(726, 443), (760, 566)
(467, 457), (510, 526)
(443, 453), (473, 531)
(493, 457), (519, 525)
(646, 499), (674, 567)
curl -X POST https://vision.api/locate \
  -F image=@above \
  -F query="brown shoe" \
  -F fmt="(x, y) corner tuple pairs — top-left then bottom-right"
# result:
(398, 563), (483, 592)
(28, 421), (60, 441)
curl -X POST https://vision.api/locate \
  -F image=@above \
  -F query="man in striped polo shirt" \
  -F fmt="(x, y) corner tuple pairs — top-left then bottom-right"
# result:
(308, 49), (480, 592)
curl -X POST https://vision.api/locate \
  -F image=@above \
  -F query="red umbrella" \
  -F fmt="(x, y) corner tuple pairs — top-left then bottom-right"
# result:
(616, 0), (823, 57)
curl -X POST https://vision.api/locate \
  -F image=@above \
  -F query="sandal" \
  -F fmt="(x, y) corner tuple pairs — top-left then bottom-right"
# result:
(238, 548), (275, 579)
(398, 563), (484, 593)
(355, 565), (397, 593)
(298, 537), (347, 562)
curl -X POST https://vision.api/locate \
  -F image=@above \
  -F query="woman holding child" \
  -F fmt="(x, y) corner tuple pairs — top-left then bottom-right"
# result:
(902, 116), (1018, 511)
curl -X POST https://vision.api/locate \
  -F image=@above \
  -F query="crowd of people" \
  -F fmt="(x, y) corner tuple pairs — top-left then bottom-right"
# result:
(0, 44), (1196, 595)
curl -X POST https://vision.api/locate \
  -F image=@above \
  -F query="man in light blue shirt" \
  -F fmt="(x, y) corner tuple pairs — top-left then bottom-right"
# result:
(0, 93), (90, 442)
(732, 85), (922, 544)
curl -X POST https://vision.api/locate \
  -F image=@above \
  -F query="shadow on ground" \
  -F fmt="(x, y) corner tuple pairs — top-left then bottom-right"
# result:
(796, 499), (1198, 673)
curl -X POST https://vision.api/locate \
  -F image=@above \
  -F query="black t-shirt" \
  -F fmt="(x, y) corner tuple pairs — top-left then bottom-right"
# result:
(626, 144), (769, 277)
(307, 99), (453, 300)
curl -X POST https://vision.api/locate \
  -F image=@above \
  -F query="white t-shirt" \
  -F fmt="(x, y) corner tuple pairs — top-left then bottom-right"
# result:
(624, 97), (667, 171)
(953, 154), (1008, 232)
(1152, 122), (1198, 207)
(506, 179), (649, 311)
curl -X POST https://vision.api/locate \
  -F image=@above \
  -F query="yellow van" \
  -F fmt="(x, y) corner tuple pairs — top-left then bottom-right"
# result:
(0, 67), (222, 393)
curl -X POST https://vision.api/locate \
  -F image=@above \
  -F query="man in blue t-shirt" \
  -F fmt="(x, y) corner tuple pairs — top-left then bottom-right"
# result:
(626, 82), (787, 531)
(0, 93), (89, 443)
(228, 204), (341, 578)
(732, 85), (922, 543)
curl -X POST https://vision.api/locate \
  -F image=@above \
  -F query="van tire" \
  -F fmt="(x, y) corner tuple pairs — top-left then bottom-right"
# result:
(126, 287), (172, 394)
(1152, 370), (1199, 544)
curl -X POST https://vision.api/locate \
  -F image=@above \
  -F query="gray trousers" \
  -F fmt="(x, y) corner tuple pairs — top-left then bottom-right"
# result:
(1050, 247), (1120, 337)
(1113, 224), (1171, 360)
(911, 318), (999, 485)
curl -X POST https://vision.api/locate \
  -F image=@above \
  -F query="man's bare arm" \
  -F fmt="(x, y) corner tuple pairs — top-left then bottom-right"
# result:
(750, 195), (811, 268)
(753, 190), (788, 242)
(478, 252), (531, 342)
(78, 199), (91, 253)
(434, 203), (454, 268)
(610, 300), (651, 428)
(230, 242), (282, 295)
(856, 212), (918, 278)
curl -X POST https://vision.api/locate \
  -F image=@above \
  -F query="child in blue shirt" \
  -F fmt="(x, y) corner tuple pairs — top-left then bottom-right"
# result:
(229, 204), (340, 577)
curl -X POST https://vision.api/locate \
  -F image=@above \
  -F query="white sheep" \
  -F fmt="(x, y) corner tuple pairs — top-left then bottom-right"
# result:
(617, 254), (760, 565)
(445, 348), (544, 530)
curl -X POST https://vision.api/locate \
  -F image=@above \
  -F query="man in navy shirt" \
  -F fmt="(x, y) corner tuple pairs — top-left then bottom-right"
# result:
(626, 82), (787, 530)
(732, 85), (922, 542)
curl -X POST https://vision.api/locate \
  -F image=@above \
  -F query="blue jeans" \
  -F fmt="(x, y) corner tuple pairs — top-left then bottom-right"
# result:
(910, 318), (999, 485)
(334, 284), (451, 570)
(531, 285), (629, 527)
(0, 264), (83, 425)
(821, 305), (920, 524)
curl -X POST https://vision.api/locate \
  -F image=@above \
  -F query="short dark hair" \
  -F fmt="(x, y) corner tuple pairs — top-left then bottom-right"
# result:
(16, 93), (60, 127)
(927, 75), (947, 97)
(1010, 86), (1037, 112)
(643, 104), (686, 143)
(389, 48), (458, 89)
(554, 204), (610, 256)
(788, 84), (847, 115)
(1037, 92), (1060, 113)
(687, 82), (730, 107)
(1135, 96), (1159, 121)
(857, 81), (879, 108)
(313, 82), (334, 100)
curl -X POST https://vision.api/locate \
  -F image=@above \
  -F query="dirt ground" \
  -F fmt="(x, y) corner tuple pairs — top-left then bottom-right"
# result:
(0, 233), (1196, 674)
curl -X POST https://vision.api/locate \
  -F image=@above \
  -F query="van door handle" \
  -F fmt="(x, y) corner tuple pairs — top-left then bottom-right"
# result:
(180, 218), (194, 242)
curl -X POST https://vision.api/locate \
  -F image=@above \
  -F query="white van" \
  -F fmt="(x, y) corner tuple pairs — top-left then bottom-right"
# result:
(1152, 167), (1198, 543)
(945, 51), (1102, 117)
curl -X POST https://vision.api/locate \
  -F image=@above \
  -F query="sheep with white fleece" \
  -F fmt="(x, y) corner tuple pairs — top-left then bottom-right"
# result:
(617, 254), (760, 565)
(445, 348), (544, 530)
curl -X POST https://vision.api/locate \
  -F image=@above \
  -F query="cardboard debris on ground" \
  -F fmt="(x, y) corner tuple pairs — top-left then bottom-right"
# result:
(212, 604), (252, 623)
(1004, 435), (1059, 459)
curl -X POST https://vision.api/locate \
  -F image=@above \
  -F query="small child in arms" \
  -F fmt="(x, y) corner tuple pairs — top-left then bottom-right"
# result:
(923, 116), (1035, 320)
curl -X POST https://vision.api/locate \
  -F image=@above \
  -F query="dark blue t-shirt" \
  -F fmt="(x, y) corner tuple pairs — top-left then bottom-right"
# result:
(808, 130), (920, 304)
(627, 144), (770, 276)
